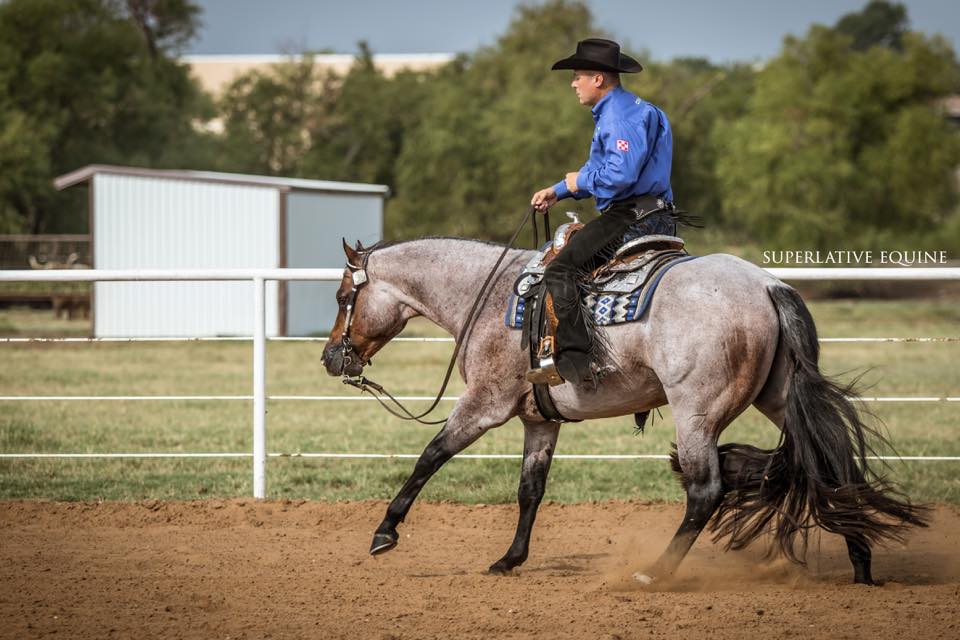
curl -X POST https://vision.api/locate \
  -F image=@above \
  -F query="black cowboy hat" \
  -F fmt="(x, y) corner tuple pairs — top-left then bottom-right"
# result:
(551, 38), (643, 73)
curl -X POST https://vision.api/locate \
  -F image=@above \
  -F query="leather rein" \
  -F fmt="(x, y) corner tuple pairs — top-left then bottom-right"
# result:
(338, 207), (549, 425)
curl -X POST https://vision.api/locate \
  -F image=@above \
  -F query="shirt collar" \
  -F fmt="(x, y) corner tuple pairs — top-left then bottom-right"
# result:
(591, 85), (623, 120)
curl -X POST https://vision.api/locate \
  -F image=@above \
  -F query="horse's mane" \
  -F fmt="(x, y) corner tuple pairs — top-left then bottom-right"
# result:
(363, 236), (510, 254)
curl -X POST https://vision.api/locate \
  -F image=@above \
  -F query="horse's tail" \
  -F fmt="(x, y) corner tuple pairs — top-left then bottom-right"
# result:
(675, 283), (929, 562)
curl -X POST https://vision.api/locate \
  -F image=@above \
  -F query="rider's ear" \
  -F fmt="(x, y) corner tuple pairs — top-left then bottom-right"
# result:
(342, 237), (359, 264)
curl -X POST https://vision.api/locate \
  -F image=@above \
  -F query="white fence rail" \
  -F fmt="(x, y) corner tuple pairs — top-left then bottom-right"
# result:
(1, 266), (958, 498)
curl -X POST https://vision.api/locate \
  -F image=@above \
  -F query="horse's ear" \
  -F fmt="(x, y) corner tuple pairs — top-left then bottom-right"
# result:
(355, 239), (366, 252)
(342, 237), (359, 264)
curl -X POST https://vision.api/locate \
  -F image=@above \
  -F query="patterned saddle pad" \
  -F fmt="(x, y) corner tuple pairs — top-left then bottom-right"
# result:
(505, 250), (697, 329)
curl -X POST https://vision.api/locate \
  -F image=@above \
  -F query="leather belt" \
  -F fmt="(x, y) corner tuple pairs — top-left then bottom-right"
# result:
(602, 194), (673, 216)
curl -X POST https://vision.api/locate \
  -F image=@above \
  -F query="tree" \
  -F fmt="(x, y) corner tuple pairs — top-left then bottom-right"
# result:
(302, 42), (433, 188)
(0, 0), (214, 233)
(639, 57), (755, 226)
(714, 17), (960, 251)
(125, 0), (201, 58)
(218, 54), (340, 176)
(217, 41), (431, 190)
(386, 1), (755, 241)
(210, 0), (752, 243)
(388, 0), (603, 240)
(835, 0), (909, 52)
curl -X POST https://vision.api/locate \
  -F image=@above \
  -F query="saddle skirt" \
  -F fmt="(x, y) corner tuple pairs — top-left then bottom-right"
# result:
(505, 221), (697, 329)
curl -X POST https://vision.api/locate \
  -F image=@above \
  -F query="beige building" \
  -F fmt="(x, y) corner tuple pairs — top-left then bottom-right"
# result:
(182, 53), (454, 97)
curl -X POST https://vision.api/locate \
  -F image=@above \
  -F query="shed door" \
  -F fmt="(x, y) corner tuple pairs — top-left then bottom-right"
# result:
(285, 191), (382, 336)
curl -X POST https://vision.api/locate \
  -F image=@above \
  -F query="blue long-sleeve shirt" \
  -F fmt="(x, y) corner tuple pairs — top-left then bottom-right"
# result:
(553, 85), (673, 210)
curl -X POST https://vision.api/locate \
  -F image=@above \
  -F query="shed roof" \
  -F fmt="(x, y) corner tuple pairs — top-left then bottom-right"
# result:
(54, 165), (390, 196)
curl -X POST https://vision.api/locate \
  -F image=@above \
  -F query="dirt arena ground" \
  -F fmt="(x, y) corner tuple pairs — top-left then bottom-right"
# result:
(1, 500), (958, 639)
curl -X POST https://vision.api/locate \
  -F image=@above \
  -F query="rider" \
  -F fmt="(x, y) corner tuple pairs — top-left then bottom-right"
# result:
(530, 38), (676, 386)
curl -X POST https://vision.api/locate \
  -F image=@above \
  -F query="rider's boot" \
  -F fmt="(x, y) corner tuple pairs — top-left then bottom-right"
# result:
(555, 349), (593, 385)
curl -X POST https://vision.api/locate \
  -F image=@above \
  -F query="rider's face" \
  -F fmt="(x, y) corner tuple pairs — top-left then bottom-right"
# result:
(571, 70), (604, 106)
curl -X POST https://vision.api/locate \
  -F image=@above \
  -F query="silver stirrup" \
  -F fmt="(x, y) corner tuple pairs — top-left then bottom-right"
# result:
(525, 358), (565, 386)
(525, 337), (565, 386)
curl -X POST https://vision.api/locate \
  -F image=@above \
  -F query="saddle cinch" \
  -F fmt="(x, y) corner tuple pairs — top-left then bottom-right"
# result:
(504, 213), (697, 422)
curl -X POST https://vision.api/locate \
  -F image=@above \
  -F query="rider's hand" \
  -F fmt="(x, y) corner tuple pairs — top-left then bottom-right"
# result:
(564, 172), (580, 194)
(531, 187), (558, 213)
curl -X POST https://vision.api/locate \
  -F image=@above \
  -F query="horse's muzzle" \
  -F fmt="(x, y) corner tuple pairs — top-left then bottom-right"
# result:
(321, 340), (365, 377)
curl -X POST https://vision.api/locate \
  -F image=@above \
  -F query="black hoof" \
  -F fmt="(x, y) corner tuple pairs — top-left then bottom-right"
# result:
(369, 531), (398, 555)
(488, 556), (522, 575)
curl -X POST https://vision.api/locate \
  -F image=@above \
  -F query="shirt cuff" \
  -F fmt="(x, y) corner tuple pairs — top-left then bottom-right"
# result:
(553, 179), (571, 200)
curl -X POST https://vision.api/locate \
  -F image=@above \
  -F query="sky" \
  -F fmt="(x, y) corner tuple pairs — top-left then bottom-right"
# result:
(186, 0), (959, 63)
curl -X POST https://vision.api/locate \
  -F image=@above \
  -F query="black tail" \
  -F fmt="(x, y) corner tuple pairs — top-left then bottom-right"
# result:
(672, 284), (929, 563)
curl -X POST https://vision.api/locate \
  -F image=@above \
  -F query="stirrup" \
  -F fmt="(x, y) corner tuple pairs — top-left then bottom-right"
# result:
(526, 358), (565, 386)
(525, 337), (565, 386)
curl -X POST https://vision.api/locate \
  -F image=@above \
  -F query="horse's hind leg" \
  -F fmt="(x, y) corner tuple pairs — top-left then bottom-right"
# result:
(369, 393), (512, 555)
(846, 537), (874, 585)
(754, 354), (876, 585)
(489, 419), (561, 574)
(638, 422), (724, 583)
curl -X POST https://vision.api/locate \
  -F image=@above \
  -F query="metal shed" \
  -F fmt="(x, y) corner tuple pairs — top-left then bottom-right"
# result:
(55, 165), (387, 337)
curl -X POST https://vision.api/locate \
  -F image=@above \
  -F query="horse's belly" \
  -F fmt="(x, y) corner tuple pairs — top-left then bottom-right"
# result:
(550, 366), (666, 421)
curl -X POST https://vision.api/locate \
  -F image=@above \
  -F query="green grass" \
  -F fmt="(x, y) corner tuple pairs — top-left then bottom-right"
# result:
(0, 299), (958, 503)
(0, 281), (90, 294)
(0, 305), (91, 337)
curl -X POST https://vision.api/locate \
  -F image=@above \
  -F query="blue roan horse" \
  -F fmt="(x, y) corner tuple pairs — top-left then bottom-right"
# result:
(321, 237), (927, 585)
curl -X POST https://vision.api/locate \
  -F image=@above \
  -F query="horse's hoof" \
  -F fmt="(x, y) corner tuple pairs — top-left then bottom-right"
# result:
(487, 560), (517, 575)
(632, 572), (655, 585)
(369, 531), (398, 555)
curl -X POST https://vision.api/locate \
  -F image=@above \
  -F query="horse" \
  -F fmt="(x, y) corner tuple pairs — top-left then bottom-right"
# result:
(320, 236), (928, 585)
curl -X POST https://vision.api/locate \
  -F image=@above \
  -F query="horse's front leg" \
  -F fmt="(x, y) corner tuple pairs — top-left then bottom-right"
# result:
(369, 393), (514, 555)
(488, 419), (560, 574)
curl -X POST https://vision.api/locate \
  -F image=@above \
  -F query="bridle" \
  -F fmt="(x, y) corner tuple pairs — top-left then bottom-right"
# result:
(336, 206), (542, 426)
(337, 251), (371, 377)
(336, 244), (455, 425)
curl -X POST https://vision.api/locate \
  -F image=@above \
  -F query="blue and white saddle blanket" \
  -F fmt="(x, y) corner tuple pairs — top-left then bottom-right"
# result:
(504, 246), (698, 329)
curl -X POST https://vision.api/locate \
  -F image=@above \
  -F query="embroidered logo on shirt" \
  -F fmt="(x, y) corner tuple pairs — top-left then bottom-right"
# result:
(616, 139), (630, 151)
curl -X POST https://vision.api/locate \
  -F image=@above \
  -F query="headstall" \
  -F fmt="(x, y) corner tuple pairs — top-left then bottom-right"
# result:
(338, 251), (371, 377)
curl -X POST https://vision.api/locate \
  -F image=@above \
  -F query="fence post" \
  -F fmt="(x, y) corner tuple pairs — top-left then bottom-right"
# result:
(252, 276), (266, 498)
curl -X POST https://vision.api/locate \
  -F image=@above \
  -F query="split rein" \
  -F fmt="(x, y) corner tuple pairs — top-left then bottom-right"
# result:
(339, 207), (552, 425)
